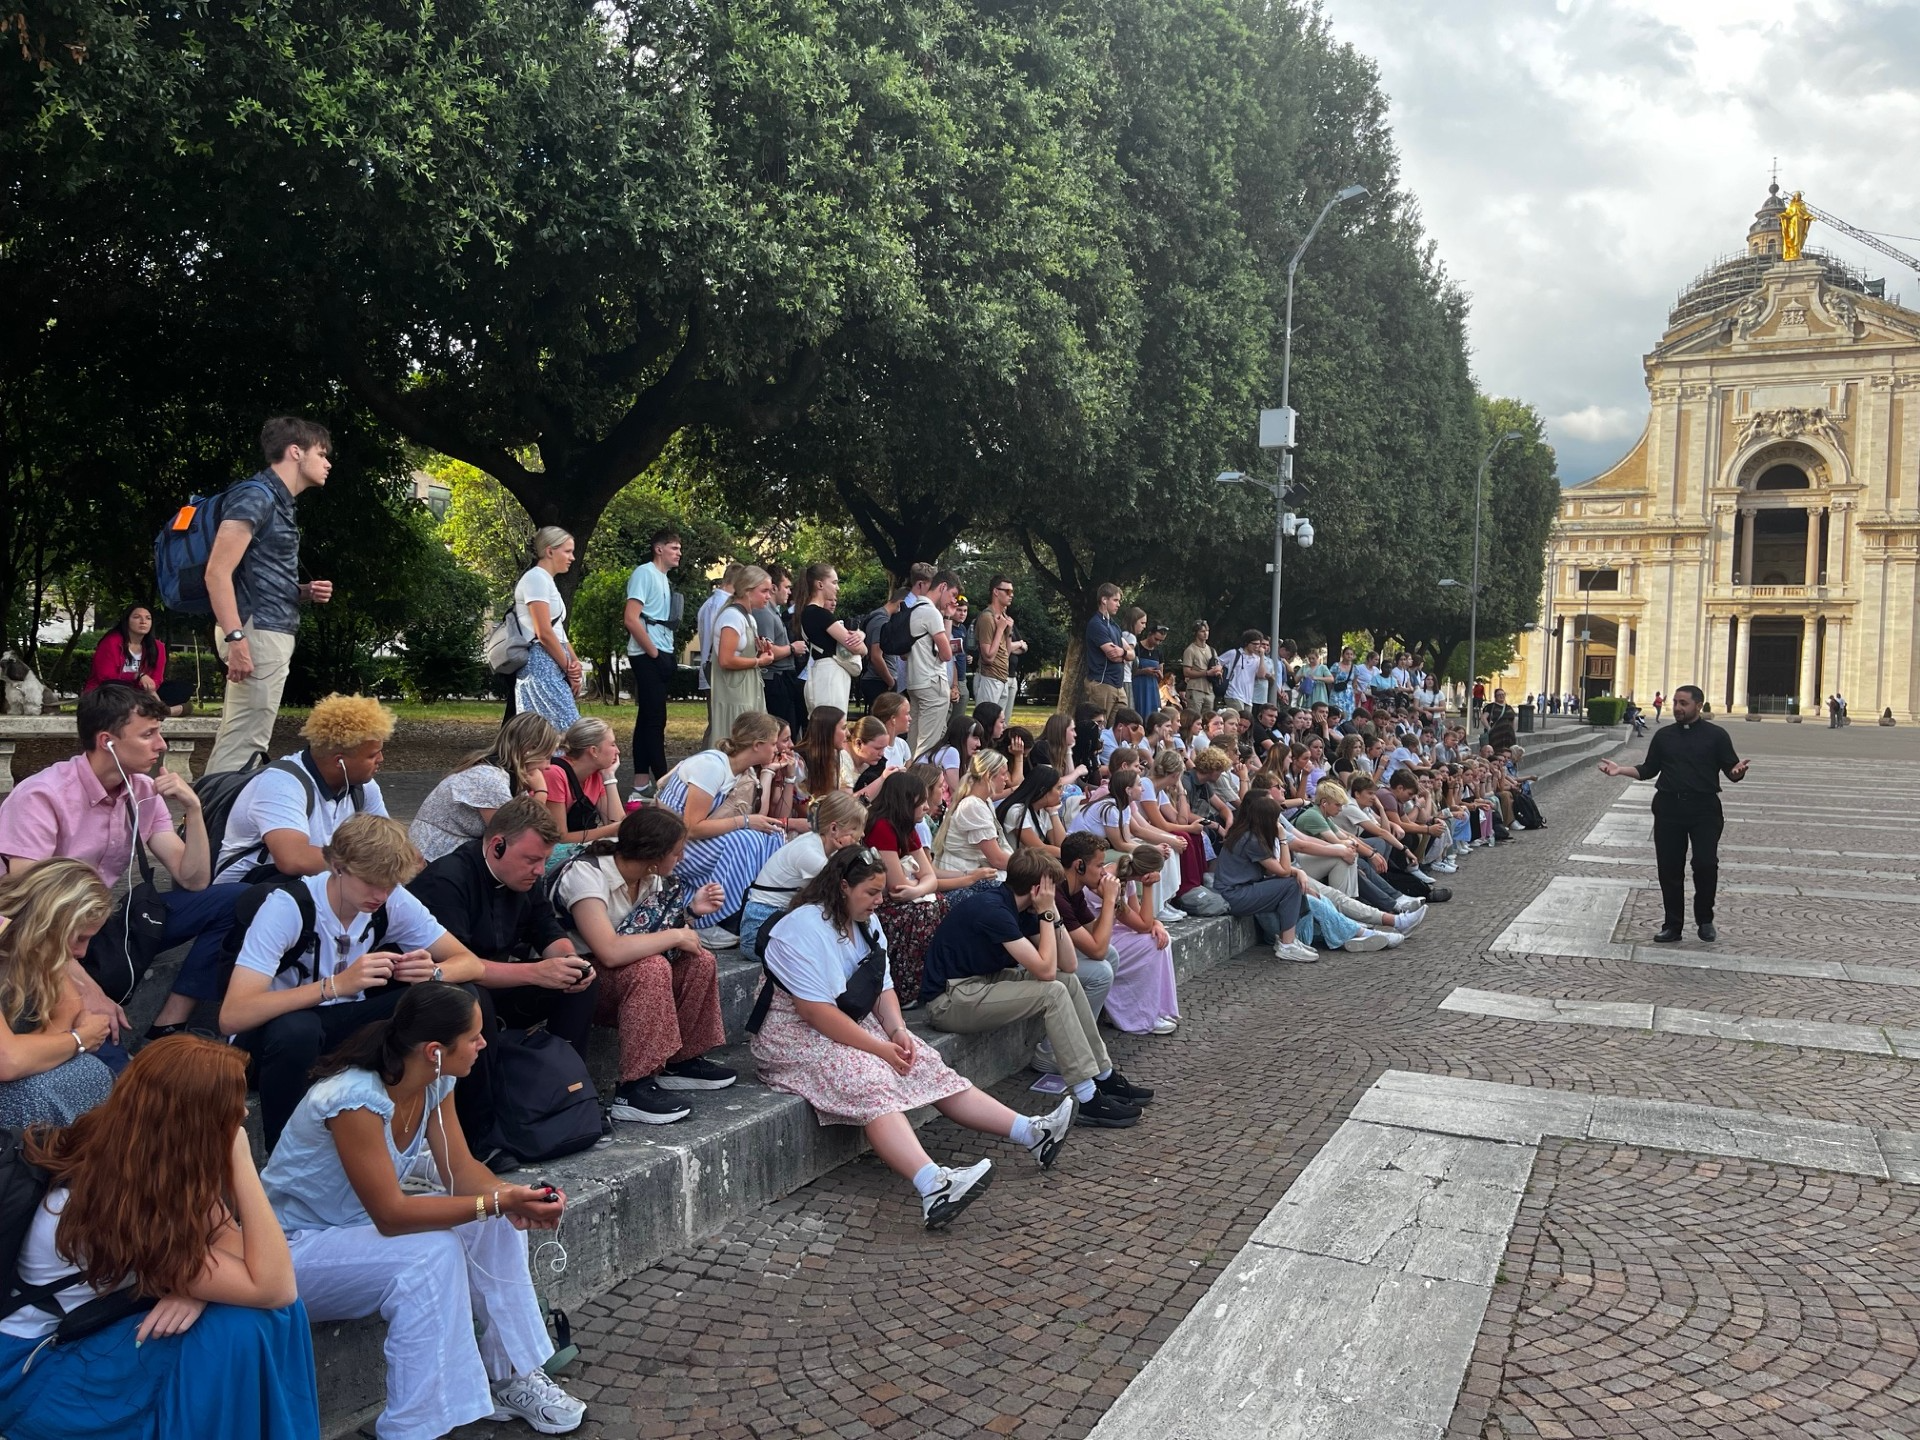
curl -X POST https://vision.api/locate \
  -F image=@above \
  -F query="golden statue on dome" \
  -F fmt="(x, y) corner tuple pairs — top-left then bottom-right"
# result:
(1780, 190), (1813, 260)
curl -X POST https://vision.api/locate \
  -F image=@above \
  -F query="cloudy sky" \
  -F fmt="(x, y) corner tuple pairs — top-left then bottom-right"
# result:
(1318, 0), (1920, 482)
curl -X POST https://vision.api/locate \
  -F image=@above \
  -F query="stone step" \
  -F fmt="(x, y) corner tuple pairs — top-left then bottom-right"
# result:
(314, 912), (1258, 1435)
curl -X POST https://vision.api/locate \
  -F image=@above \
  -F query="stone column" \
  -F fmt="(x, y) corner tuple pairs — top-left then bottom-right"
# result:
(1731, 613), (1752, 714)
(1739, 510), (1757, 583)
(1700, 614), (1720, 709)
(1621, 620), (1636, 697)
(1560, 627), (1578, 705)
(1797, 619), (1819, 714)
(1805, 507), (1823, 586)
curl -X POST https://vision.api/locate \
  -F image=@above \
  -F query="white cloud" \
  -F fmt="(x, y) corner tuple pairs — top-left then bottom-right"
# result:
(1319, 0), (1920, 480)
(1550, 405), (1643, 444)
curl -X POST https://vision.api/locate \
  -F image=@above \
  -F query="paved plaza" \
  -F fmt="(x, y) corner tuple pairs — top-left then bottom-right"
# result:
(460, 720), (1920, 1439)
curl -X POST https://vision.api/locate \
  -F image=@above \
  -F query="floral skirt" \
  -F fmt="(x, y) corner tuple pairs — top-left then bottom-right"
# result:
(515, 644), (580, 730)
(751, 991), (970, 1125)
(875, 893), (951, 1003)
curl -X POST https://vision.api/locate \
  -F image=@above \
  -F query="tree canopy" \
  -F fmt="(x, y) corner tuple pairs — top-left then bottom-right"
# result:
(4, 0), (1562, 694)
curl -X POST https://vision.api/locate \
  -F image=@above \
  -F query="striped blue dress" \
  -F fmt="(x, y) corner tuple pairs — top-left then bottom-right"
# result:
(658, 750), (786, 928)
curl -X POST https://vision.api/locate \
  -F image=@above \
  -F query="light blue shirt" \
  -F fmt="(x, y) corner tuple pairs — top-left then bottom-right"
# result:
(263, 1068), (458, 1233)
(625, 562), (675, 656)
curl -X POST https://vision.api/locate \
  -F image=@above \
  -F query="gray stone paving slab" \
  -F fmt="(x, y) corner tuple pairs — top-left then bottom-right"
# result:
(1653, 1005), (1894, 1054)
(1085, 1247), (1488, 1440)
(1581, 809), (1650, 848)
(1874, 1127), (1920, 1184)
(1351, 1083), (1595, 1146)
(1585, 1095), (1889, 1176)
(1569, 851), (1920, 883)
(1490, 875), (1634, 960)
(1628, 944), (1864, 982)
(1248, 1124), (1529, 1286)
(1440, 987), (1654, 1029)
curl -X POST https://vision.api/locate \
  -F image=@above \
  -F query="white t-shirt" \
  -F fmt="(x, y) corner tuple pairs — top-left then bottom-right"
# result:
(906, 602), (946, 694)
(552, 852), (646, 937)
(233, 873), (445, 1000)
(747, 832), (831, 909)
(1069, 796), (1126, 839)
(1001, 800), (1055, 846)
(764, 903), (890, 1003)
(930, 744), (961, 773)
(936, 795), (1005, 873)
(671, 750), (737, 806)
(513, 567), (567, 644)
(214, 753), (390, 884)
(883, 736), (912, 770)
(0, 1189), (127, 1339)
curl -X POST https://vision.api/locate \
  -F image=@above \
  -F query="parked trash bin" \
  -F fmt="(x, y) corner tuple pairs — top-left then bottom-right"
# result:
(1518, 702), (1535, 734)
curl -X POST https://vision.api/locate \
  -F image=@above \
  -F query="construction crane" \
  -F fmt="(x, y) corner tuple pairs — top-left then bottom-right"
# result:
(1802, 199), (1920, 287)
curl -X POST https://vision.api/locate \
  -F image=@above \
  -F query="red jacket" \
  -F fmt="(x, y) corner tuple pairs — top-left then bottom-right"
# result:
(84, 632), (166, 692)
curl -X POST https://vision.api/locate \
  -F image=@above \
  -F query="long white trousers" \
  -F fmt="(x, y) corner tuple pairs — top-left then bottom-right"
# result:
(288, 1217), (554, 1440)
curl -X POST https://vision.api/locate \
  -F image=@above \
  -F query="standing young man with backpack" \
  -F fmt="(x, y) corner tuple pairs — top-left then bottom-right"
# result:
(905, 568), (959, 759)
(202, 417), (335, 775)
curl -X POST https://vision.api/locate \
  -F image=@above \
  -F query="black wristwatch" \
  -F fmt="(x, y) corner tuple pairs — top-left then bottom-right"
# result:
(223, 628), (247, 644)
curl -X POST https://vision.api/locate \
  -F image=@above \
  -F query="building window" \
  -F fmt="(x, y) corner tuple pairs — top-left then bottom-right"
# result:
(1577, 568), (1620, 592)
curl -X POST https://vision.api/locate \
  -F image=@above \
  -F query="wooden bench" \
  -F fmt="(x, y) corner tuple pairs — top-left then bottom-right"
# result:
(0, 716), (222, 794)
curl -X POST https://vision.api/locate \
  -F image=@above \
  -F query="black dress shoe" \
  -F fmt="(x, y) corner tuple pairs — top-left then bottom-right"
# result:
(1653, 927), (1683, 943)
(1698, 922), (1717, 942)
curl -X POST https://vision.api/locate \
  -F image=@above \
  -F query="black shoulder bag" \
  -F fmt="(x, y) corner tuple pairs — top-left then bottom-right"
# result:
(745, 921), (888, 1034)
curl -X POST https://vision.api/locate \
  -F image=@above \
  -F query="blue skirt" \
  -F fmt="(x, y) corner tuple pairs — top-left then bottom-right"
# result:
(0, 1300), (318, 1440)
(1131, 675), (1163, 718)
(516, 644), (581, 730)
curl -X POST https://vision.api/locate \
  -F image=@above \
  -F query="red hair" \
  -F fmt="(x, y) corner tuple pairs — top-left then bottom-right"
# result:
(26, 1036), (248, 1298)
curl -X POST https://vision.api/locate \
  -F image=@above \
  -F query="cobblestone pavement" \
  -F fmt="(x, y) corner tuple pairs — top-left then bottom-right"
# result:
(467, 725), (1920, 1439)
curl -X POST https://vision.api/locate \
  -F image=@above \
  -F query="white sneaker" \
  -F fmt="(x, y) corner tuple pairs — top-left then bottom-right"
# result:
(1275, 940), (1320, 963)
(1341, 929), (1397, 952)
(700, 928), (740, 950)
(1430, 859), (1457, 875)
(1410, 868), (1435, 885)
(1157, 908), (1188, 924)
(1393, 905), (1428, 933)
(491, 1368), (586, 1434)
(1025, 1098), (1074, 1169)
(1150, 1016), (1179, 1034)
(922, 1158), (994, 1229)
(1392, 895), (1423, 914)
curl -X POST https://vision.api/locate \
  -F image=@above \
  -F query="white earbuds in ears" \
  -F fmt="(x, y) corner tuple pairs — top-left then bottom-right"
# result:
(432, 1048), (442, 1077)
(105, 740), (117, 751)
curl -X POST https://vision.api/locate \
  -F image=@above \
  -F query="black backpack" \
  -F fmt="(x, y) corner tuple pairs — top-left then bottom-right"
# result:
(877, 603), (918, 657)
(218, 879), (391, 1000)
(479, 1029), (602, 1165)
(197, 757), (367, 884)
(0, 1128), (156, 1342)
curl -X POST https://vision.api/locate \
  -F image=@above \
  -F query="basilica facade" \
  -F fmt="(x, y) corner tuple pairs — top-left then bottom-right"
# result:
(1515, 185), (1920, 720)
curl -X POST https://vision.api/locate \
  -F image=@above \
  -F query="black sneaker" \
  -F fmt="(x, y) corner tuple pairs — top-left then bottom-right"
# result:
(656, 1056), (739, 1091)
(1097, 1070), (1155, 1105)
(1425, 886), (1453, 904)
(610, 1078), (693, 1124)
(1076, 1091), (1142, 1128)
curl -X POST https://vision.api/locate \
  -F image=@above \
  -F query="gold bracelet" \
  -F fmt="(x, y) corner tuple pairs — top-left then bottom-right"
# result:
(474, 1194), (486, 1222)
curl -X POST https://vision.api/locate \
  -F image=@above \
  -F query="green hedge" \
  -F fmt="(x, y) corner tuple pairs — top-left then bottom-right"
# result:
(1585, 695), (1627, 726)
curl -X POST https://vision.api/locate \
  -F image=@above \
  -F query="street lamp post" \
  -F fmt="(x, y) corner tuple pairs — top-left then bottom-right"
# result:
(1464, 430), (1524, 714)
(1260, 183), (1368, 649)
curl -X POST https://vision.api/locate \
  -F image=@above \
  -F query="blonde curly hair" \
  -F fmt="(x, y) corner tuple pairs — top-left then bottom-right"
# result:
(0, 859), (109, 1033)
(300, 694), (396, 754)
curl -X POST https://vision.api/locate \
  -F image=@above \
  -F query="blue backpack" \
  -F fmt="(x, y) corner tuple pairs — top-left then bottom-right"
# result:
(153, 477), (276, 614)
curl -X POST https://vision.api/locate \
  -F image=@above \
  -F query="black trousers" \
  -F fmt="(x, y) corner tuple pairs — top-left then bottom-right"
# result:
(763, 668), (805, 738)
(1652, 794), (1724, 928)
(454, 977), (601, 1149)
(629, 651), (677, 781)
(248, 984), (413, 1153)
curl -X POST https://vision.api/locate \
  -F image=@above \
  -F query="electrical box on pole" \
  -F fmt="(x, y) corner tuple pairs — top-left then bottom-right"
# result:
(1258, 408), (1296, 451)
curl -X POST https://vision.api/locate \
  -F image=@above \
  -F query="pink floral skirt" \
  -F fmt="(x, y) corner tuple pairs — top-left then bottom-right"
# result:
(750, 991), (970, 1126)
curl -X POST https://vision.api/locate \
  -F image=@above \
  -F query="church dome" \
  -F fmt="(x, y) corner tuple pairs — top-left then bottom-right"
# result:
(1667, 182), (1874, 328)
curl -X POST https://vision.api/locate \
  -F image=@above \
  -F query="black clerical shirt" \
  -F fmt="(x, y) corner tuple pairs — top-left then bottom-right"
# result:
(408, 838), (566, 961)
(1637, 718), (1742, 801)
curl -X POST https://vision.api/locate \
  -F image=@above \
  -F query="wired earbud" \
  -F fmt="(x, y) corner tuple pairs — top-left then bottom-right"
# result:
(492, 839), (508, 860)
(431, 1048), (442, 1078)
(105, 739), (116, 751)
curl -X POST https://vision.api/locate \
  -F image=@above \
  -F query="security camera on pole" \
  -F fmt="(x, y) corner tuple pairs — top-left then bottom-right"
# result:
(1216, 183), (1366, 652)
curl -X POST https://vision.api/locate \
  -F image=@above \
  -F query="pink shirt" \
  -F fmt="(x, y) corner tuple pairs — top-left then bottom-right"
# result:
(0, 755), (168, 888)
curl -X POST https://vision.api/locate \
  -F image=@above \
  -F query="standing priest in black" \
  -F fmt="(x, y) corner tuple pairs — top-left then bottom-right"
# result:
(1599, 684), (1748, 943)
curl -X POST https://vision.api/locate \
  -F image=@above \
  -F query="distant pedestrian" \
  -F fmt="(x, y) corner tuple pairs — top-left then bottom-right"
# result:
(1652, 691), (1664, 724)
(512, 527), (583, 730)
(202, 417), (334, 774)
(1599, 684), (1748, 943)
(623, 527), (682, 793)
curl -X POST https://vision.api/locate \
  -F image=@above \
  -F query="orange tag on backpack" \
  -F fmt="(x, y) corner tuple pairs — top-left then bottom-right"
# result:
(170, 505), (198, 531)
